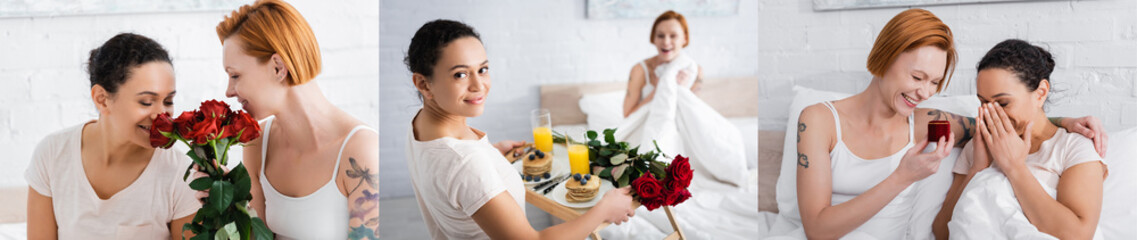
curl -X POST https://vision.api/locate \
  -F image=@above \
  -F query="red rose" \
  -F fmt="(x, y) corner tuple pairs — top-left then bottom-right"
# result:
(666, 155), (693, 190)
(199, 100), (231, 119)
(187, 117), (221, 144)
(172, 110), (198, 137)
(149, 112), (175, 148)
(632, 172), (664, 199)
(664, 188), (691, 206)
(227, 111), (261, 143)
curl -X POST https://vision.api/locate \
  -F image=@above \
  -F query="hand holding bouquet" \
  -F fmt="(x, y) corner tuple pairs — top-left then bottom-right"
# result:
(151, 100), (272, 240)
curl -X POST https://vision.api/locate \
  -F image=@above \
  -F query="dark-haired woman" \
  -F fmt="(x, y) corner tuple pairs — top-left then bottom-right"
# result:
(404, 19), (637, 239)
(934, 39), (1107, 239)
(25, 33), (199, 239)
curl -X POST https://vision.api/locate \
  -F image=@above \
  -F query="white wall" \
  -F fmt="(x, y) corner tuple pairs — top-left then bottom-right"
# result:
(0, 0), (379, 188)
(379, 0), (758, 198)
(758, 0), (1137, 131)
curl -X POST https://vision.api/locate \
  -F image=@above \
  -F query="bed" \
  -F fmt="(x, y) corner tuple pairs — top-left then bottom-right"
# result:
(0, 187), (27, 239)
(539, 76), (761, 239)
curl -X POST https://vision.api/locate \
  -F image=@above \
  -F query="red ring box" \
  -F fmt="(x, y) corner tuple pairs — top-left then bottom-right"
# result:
(928, 120), (951, 142)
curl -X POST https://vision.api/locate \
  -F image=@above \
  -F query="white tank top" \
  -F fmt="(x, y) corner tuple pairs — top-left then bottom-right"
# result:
(822, 101), (918, 239)
(258, 116), (375, 239)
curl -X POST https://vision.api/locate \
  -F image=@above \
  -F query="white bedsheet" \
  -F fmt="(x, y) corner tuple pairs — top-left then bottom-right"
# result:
(599, 169), (759, 240)
(0, 223), (25, 240)
(947, 168), (1087, 240)
(554, 117), (759, 240)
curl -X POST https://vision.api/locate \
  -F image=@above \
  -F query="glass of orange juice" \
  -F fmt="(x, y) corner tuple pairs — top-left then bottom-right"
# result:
(531, 109), (553, 154)
(566, 128), (590, 175)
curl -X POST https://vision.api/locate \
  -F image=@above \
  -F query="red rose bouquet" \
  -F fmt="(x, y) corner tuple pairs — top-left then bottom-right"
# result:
(558, 128), (694, 211)
(151, 100), (272, 240)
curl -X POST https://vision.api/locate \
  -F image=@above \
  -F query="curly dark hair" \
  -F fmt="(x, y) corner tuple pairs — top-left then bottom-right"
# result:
(404, 19), (481, 78)
(87, 33), (172, 94)
(976, 39), (1055, 91)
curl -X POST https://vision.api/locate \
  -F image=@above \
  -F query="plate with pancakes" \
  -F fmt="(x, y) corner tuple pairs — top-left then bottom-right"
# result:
(511, 144), (570, 187)
(550, 176), (614, 209)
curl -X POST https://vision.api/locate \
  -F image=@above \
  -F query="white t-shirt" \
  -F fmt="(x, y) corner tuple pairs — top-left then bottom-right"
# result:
(953, 128), (1108, 189)
(405, 126), (525, 240)
(25, 121), (201, 239)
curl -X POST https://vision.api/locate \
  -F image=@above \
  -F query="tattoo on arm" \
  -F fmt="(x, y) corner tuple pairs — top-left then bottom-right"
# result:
(798, 152), (809, 168)
(346, 157), (379, 240)
(956, 117), (975, 147)
(798, 122), (806, 143)
(797, 120), (809, 168)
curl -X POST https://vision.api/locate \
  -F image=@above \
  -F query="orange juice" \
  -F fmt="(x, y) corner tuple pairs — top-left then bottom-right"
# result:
(533, 127), (553, 153)
(568, 144), (590, 175)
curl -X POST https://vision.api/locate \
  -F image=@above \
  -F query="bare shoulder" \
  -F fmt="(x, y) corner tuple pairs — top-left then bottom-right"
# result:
(799, 103), (836, 129)
(795, 103), (841, 146)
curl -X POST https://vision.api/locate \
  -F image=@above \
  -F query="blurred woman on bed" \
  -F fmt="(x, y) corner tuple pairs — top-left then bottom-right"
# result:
(789, 9), (1107, 239)
(617, 10), (750, 188)
(196, 0), (379, 238)
(933, 39), (1107, 239)
(25, 33), (198, 239)
(403, 19), (637, 239)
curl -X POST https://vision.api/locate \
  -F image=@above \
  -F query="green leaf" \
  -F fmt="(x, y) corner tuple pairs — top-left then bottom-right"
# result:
(210, 181), (234, 213)
(233, 175), (251, 202)
(251, 218), (274, 240)
(189, 177), (214, 191)
(600, 166), (613, 178)
(650, 161), (667, 179)
(183, 164), (194, 181)
(599, 148), (612, 157)
(228, 164), (249, 183)
(588, 140), (601, 147)
(235, 214), (251, 240)
(586, 130), (598, 140)
(217, 222), (239, 240)
(190, 232), (211, 240)
(610, 153), (628, 165)
(618, 173), (630, 187)
(604, 130), (616, 145)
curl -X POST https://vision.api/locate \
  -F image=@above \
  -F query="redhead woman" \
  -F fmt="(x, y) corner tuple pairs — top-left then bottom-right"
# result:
(404, 19), (637, 239)
(791, 9), (1106, 239)
(617, 10), (749, 187)
(196, 0), (379, 238)
(25, 33), (199, 239)
(934, 39), (1107, 239)
(622, 10), (704, 116)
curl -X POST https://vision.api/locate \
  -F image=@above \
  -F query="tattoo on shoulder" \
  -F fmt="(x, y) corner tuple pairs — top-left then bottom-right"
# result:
(346, 157), (379, 240)
(797, 152), (809, 168)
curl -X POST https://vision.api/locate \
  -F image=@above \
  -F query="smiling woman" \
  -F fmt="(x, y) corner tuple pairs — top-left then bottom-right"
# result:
(24, 32), (201, 239)
(403, 19), (638, 240)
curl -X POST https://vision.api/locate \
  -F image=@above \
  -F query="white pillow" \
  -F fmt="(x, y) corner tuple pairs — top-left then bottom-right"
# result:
(774, 85), (979, 227)
(1099, 127), (1137, 239)
(579, 91), (626, 131)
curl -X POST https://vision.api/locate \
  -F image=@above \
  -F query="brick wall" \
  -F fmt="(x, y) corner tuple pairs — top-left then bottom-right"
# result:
(758, 0), (1137, 132)
(379, 0), (758, 199)
(0, 0), (379, 188)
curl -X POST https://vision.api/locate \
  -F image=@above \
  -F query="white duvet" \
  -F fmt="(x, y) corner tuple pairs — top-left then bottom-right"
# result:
(613, 53), (749, 188)
(949, 167), (1105, 240)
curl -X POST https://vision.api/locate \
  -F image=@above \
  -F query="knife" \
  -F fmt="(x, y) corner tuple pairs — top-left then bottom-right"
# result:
(534, 174), (567, 192)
